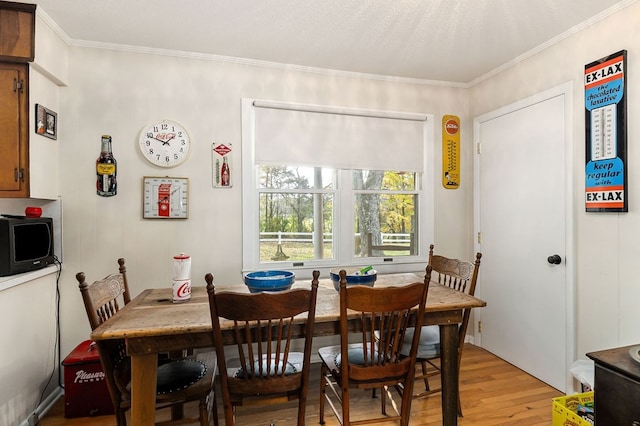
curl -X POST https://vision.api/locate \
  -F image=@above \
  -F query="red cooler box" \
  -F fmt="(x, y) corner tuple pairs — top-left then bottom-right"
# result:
(62, 340), (114, 418)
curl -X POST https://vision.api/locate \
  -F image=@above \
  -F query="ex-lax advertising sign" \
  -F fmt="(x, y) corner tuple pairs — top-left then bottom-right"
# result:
(584, 50), (627, 212)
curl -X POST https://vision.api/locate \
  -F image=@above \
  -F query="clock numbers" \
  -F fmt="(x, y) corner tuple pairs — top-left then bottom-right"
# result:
(138, 120), (191, 167)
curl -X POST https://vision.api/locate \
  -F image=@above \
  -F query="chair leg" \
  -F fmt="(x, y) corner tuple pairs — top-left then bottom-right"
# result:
(221, 403), (235, 426)
(456, 361), (463, 417)
(297, 391), (307, 426)
(342, 387), (350, 425)
(319, 364), (327, 425)
(198, 398), (208, 426)
(212, 393), (219, 426)
(200, 387), (219, 426)
(171, 404), (184, 421)
(116, 409), (127, 426)
(420, 361), (430, 391)
(400, 384), (412, 426)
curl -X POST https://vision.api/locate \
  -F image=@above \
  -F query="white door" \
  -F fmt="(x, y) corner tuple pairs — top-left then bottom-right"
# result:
(473, 83), (574, 392)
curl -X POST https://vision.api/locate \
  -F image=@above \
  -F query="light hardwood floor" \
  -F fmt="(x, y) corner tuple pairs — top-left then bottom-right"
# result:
(40, 344), (563, 425)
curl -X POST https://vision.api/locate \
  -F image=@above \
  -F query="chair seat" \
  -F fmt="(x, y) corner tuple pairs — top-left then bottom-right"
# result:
(231, 352), (303, 378)
(400, 325), (440, 359)
(122, 351), (216, 405)
(319, 344), (378, 371)
(157, 359), (208, 394)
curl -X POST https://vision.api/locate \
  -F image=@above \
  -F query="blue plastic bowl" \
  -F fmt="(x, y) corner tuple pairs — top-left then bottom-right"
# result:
(244, 270), (295, 293)
(330, 267), (377, 292)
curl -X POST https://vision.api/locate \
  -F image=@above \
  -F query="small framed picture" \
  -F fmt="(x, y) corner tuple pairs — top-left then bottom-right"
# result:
(35, 104), (57, 140)
(142, 176), (190, 219)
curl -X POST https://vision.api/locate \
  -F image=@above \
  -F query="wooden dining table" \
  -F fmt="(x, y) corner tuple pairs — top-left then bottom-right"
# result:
(90, 272), (486, 426)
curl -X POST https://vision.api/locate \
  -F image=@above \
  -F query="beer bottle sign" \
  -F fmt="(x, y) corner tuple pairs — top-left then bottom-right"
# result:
(97, 135), (117, 197)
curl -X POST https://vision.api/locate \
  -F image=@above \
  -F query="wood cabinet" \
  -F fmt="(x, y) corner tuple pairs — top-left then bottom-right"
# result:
(0, 1), (35, 62)
(587, 345), (640, 425)
(0, 2), (35, 198)
(0, 62), (28, 197)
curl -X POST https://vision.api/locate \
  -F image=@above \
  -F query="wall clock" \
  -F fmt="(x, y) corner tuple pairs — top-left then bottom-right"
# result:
(142, 176), (189, 219)
(139, 120), (191, 167)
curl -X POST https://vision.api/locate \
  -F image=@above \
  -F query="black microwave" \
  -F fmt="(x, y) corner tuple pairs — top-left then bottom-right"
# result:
(0, 217), (55, 276)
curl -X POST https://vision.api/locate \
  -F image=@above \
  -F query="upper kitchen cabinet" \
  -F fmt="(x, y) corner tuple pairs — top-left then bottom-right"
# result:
(0, 1), (35, 63)
(0, 62), (28, 197)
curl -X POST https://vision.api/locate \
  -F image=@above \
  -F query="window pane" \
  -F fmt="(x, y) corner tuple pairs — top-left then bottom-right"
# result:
(352, 170), (416, 191)
(354, 192), (417, 258)
(259, 166), (334, 189)
(259, 192), (334, 262)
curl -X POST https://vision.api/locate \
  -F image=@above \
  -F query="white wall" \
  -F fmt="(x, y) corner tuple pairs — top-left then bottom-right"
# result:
(56, 47), (471, 362)
(469, 1), (640, 359)
(0, 271), (59, 426)
(0, 15), (469, 422)
(0, 12), (67, 426)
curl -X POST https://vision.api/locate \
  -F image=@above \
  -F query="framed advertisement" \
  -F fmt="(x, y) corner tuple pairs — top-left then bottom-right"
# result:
(142, 176), (189, 219)
(584, 50), (627, 212)
(212, 142), (232, 188)
(442, 115), (460, 189)
(35, 104), (57, 140)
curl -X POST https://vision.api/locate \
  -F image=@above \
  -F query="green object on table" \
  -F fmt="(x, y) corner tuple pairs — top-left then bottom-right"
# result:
(359, 266), (373, 275)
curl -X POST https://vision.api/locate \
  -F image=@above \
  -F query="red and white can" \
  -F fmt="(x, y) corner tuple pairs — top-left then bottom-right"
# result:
(172, 278), (191, 303)
(172, 253), (191, 303)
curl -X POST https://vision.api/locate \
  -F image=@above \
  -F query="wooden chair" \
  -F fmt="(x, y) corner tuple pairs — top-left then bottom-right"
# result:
(206, 271), (320, 425)
(77, 258), (218, 426)
(367, 232), (415, 257)
(318, 266), (431, 426)
(403, 244), (481, 416)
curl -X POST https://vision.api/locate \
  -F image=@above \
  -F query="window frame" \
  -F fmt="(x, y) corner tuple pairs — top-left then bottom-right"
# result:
(242, 98), (435, 278)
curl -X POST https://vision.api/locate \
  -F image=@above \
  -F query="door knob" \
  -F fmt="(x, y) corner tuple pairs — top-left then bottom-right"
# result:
(547, 254), (562, 265)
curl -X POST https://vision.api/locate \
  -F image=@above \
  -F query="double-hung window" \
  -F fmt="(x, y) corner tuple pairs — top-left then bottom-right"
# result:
(242, 99), (434, 277)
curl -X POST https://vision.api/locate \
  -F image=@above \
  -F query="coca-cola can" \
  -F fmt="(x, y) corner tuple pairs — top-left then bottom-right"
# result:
(172, 278), (191, 303)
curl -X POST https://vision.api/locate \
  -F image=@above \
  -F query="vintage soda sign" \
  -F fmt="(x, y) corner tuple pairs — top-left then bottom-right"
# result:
(584, 50), (627, 212)
(442, 115), (460, 189)
(212, 143), (232, 188)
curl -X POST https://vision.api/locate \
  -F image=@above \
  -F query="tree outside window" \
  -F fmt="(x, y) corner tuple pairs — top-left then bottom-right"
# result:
(258, 166), (416, 264)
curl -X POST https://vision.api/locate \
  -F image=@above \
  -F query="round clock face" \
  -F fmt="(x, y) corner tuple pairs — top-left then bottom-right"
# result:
(139, 120), (191, 167)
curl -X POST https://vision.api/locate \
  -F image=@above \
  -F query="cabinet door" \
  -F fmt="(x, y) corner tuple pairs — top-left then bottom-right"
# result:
(594, 365), (640, 425)
(0, 63), (28, 197)
(0, 3), (36, 62)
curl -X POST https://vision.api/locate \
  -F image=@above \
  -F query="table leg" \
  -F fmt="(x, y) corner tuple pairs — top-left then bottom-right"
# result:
(440, 323), (458, 426)
(131, 353), (158, 426)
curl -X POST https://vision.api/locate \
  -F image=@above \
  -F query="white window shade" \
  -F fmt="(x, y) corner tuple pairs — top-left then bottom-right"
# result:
(253, 101), (427, 172)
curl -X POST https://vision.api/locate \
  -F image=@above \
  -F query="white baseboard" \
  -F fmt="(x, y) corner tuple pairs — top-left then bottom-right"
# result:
(19, 386), (64, 426)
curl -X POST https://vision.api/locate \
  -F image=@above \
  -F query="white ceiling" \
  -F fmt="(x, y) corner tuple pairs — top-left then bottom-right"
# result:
(23, 0), (636, 84)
